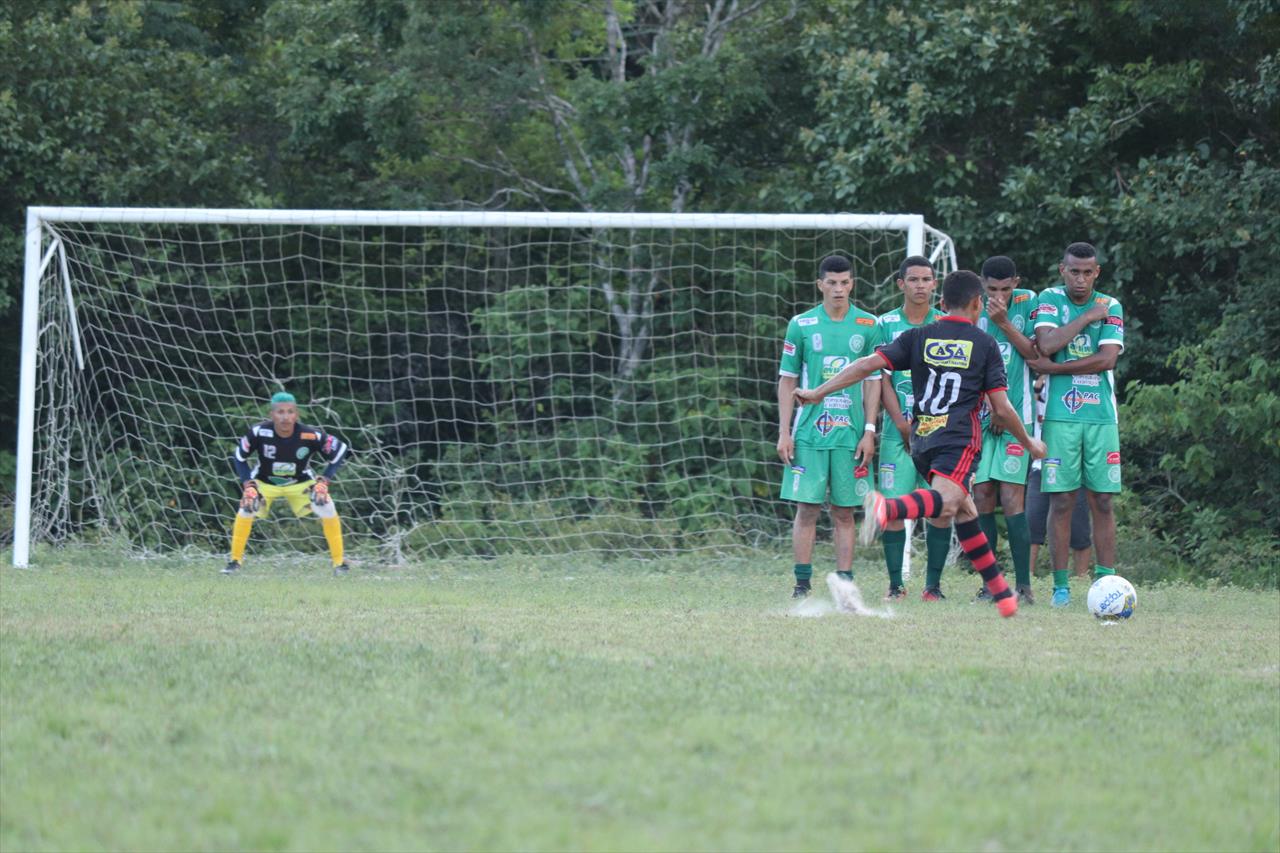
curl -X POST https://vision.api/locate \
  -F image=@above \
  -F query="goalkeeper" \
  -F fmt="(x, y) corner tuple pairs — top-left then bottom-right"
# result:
(224, 391), (352, 575)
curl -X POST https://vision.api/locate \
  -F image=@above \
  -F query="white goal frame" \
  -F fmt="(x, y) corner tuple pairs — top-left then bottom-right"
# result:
(15, 207), (956, 567)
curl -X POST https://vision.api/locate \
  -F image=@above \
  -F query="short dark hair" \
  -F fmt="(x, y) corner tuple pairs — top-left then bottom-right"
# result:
(818, 254), (852, 278)
(1064, 242), (1098, 262)
(897, 255), (933, 281)
(980, 255), (1018, 280)
(942, 270), (984, 311)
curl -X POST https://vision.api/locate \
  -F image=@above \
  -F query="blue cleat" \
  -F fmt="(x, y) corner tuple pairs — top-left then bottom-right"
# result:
(1051, 587), (1071, 608)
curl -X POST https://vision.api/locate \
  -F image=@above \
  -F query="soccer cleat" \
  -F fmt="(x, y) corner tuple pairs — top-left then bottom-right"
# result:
(333, 563), (350, 576)
(885, 585), (908, 601)
(792, 580), (811, 599)
(1051, 587), (1071, 608)
(973, 585), (994, 603)
(1016, 585), (1036, 605)
(996, 595), (1018, 618)
(921, 587), (946, 602)
(222, 560), (241, 574)
(859, 490), (888, 546)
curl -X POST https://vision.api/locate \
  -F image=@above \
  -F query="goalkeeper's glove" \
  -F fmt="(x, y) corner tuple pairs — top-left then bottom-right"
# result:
(310, 477), (331, 506)
(240, 481), (262, 513)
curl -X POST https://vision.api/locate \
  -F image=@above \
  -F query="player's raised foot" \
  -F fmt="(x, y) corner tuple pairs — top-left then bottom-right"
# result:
(1051, 587), (1071, 608)
(222, 560), (240, 575)
(1016, 584), (1036, 605)
(921, 587), (945, 602)
(791, 579), (811, 599)
(884, 585), (907, 601)
(333, 563), (350, 576)
(859, 490), (888, 546)
(996, 594), (1018, 618)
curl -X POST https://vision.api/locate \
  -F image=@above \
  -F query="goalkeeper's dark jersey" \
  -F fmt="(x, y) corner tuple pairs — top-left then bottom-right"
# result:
(232, 421), (351, 486)
(873, 316), (1008, 455)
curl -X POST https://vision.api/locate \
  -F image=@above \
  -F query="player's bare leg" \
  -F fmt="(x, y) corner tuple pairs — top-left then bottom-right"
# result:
(830, 504), (855, 580)
(791, 502), (821, 597)
(1085, 489), (1118, 580)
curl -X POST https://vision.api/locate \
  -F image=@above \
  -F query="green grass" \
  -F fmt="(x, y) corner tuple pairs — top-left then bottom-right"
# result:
(2, 551), (1278, 852)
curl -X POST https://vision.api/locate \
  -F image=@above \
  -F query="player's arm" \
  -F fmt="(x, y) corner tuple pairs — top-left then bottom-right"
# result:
(231, 431), (261, 510)
(794, 353), (886, 405)
(988, 390), (1047, 459)
(1033, 343), (1121, 375)
(1035, 302), (1109, 355)
(316, 433), (351, 482)
(856, 372), (881, 465)
(880, 371), (911, 446)
(777, 374), (798, 464)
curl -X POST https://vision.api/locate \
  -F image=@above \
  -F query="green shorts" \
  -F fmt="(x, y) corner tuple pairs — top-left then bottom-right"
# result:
(877, 431), (929, 498)
(973, 426), (1032, 486)
(780, 445), (873, 507)
(1041, 420), (1121, 493)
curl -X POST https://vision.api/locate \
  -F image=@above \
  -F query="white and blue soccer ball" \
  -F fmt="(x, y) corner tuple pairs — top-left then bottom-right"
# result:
(1087, 575), (1137, 620)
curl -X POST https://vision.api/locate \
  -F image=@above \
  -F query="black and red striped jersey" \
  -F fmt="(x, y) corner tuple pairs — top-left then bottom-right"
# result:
(874, 316), (1007, 454)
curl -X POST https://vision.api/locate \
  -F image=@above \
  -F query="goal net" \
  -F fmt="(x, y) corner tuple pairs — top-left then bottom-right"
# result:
(15, 209), (955, 565)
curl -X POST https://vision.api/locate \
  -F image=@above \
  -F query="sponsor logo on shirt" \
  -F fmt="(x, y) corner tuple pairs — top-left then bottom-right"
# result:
(1036, 303), (1058, 317)
(1006, 444), (1024, 456)
(1062, 388), (1101, 413)
(272, 462), (296, 476)
(1067, 334), (1093, 359)
(1072, 374), (1101, 387)
(791, 465), (806, 474)
(822, 355), (850, 380)
(814, 412), (850, 436)
(297, 448), (310, 459)
(798, 317), (819, 326)
(881, 313), (901, 323)
(812, 333), (823, 352)
(998, 341), (1012, 364)
(323, 435), (340, 454)
(824, 395), (851, 410)
(301, 432), (317, 440)
(856, 316), (876, 326)
(239, 437), (251, 453)
(1013, 293), (1030, 303)
(1104, 316), (1124, 329)
(1106, 451), (1121, 465)
(916, 414), (949, 436)
(923, 338), (974, 368)
(783, 340), (796, 357)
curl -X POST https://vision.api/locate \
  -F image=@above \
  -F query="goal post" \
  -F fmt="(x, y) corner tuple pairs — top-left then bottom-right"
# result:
(14, 208), (955, 567)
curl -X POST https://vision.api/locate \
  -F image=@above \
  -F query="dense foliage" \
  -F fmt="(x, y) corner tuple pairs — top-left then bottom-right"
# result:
(2, 0), (1276, 580)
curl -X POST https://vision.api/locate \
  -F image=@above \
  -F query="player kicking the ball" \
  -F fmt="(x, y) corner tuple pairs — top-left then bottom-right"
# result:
(224, 391), (352, 575)
(795, 271), (1047, 617)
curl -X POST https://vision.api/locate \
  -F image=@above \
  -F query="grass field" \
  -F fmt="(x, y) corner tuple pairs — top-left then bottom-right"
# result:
(2, 551), (1277, 852)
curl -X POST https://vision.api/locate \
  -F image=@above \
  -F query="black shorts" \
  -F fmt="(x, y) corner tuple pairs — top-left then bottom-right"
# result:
(912, 442), (981, 493)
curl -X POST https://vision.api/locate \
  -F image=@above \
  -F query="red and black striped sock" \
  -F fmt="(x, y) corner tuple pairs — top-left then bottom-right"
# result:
(954, 518), (1012, 602)
(883, 488), (945, 521)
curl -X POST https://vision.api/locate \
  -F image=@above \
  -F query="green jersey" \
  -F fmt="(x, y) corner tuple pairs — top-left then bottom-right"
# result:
(977, 288), (1037, 427)
(1033, 287), (1125, 424)
(780, 304), (881, 448)
(876, 306), (944, 427)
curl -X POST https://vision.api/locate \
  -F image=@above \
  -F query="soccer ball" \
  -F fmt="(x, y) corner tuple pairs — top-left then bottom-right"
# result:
(1087, 575), (1136, 620)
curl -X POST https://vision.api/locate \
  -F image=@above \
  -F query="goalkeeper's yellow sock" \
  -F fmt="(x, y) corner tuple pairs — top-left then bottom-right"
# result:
(321, 515), (345, 566)
(230, 515), (254, 562)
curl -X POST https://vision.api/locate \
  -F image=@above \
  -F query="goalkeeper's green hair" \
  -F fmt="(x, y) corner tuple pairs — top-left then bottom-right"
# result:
(271, 391), (296, 406)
